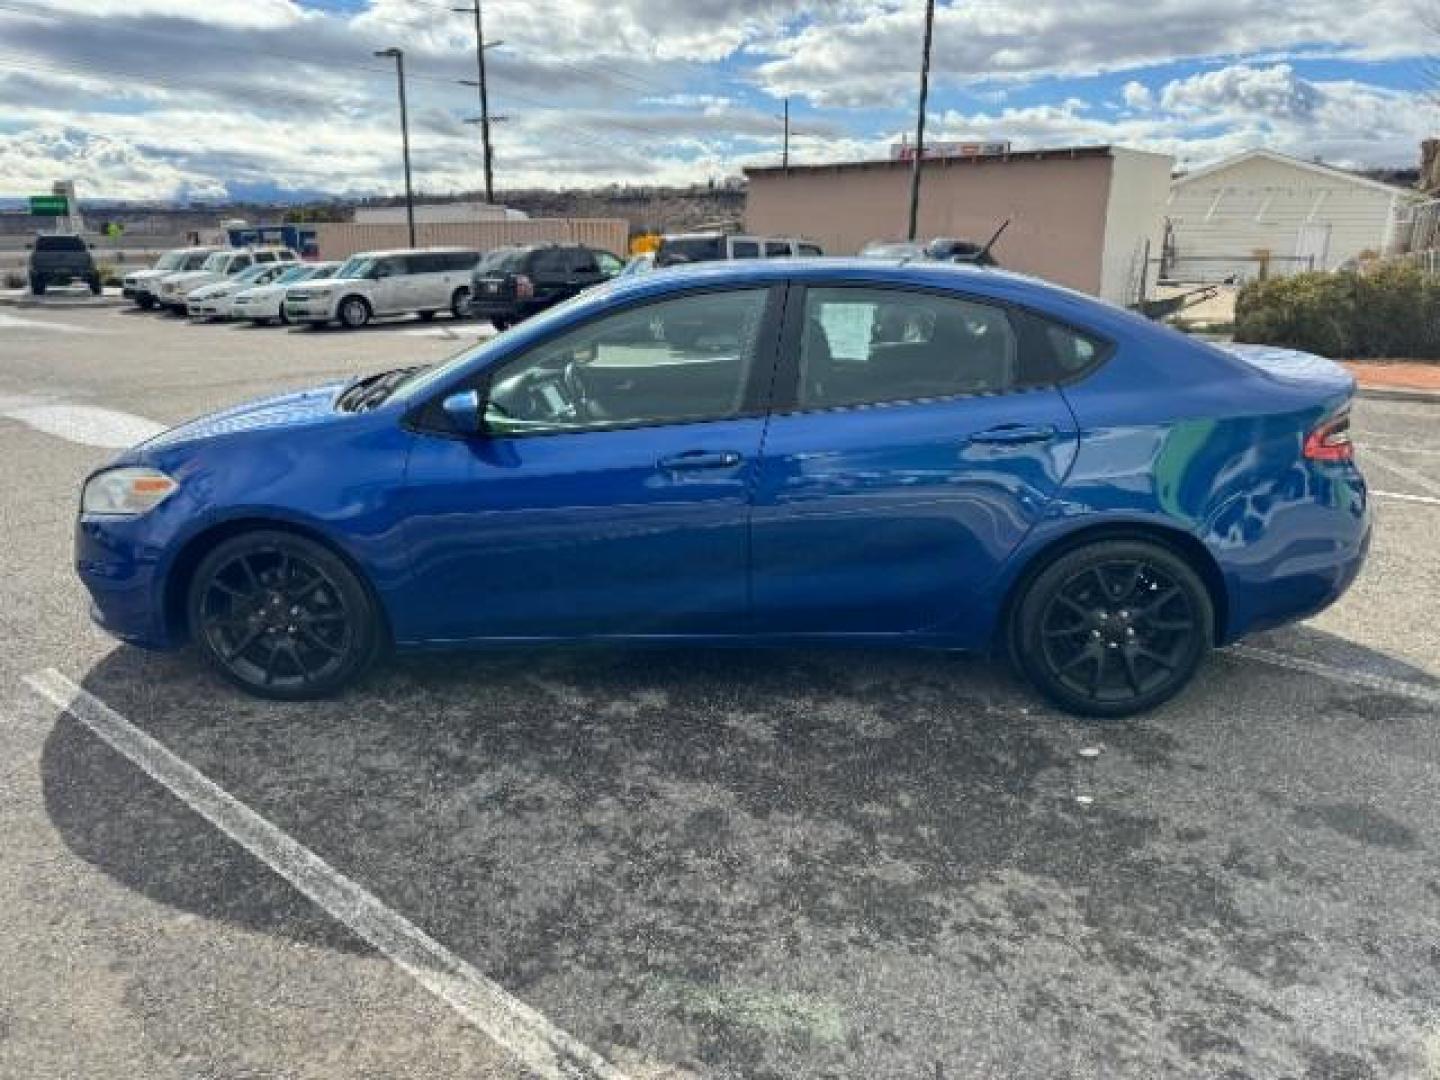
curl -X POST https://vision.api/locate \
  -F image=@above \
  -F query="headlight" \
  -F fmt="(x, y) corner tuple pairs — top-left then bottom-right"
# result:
(81, 467), (179, 517)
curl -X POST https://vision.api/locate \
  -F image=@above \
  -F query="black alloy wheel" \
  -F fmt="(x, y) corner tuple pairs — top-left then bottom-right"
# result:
(1013, 540), (1212, 718)
(188, 531), (380, 700)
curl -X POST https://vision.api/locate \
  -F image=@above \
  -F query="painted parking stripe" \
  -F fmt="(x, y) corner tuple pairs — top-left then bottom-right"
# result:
(0, 404), (164, 448)
(1363, 448), (1440, 500)
(1373, 490), (1440, 508)
(23, 668), (632, 1080)
(1225, 645), (1440, 707)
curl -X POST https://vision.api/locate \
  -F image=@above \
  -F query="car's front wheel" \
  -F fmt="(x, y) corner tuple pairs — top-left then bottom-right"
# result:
(338, 296), (371, 329)
(1011, 539), (1213, 718)
(187, 530), (382, 700)
(29, 277), (45, 295)
(137, 295), (155, 310)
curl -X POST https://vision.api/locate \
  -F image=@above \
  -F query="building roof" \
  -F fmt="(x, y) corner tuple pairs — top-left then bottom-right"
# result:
(1172, 148), (1421, 198)
(745, 145), (1119, 178)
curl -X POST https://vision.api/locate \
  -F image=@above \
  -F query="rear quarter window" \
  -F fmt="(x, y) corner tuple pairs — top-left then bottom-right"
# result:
(1010, 308), (1112, 387)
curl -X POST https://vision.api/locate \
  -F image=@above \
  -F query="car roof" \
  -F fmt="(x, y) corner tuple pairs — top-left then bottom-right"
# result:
(600, 256), (1142, 332)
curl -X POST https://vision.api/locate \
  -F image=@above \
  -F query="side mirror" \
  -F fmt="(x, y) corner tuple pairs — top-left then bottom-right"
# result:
(441, 390), (482, 435)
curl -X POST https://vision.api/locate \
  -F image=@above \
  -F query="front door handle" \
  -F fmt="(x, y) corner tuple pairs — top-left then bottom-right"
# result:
(967, 423), (1059, 446)
(658, 450), (743, 471)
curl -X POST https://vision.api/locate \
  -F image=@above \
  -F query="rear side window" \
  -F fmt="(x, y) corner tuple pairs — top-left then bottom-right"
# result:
(764, 240), (792, 257)
(798, 243), (823, 257)
(409, 253), (443, 274)
(444, 251), (479, 272)
(254, 251), (276, 264)
(798, 287), (1019, 409)
(731, 240), (760, 259)
(230, 255), (252, 271)
(36, 235), (85, 252)
(532, 249), (570, 275)
(1010, 308), (1111, 386)
(569, 249), (599, 274)
(656, 237), (723, 266)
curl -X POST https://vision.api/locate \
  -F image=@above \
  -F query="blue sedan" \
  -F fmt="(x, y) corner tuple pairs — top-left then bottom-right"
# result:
(76, 260), (1369, 717)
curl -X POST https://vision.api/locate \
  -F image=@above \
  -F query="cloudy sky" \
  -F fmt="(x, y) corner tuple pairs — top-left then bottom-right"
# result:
(0, 0), (1433, 202)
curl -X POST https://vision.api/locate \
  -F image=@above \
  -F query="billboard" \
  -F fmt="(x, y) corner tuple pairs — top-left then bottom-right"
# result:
(890, 141), (1011, 162)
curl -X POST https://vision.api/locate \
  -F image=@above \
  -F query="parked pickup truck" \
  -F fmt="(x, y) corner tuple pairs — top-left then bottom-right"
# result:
(28, 234), (101, 295)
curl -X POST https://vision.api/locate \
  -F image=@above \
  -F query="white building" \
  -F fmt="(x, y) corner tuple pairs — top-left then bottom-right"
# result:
(1164, 149), (1423, 282)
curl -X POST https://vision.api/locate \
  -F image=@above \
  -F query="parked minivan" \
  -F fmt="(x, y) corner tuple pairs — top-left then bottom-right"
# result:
(654, 233), (822, 267)
(284, 248), (480, 329)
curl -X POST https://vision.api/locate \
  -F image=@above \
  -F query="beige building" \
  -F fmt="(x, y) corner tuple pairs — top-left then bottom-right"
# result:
(744, 146), (1174, 305)
(1165, 149), (1424, 282)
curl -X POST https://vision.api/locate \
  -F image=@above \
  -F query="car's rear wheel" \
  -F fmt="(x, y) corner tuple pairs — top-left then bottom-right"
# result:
(278, 305), (290, 325)
(338, 296), (371, 329)
(491, 317), (510, 331)
(450, 286), (471, 318)
(137, 295), (155, 310)
(30, 277), (45, 295)
(1011, 540), (1212, 718)
(87, 276), (102, 296)
(187, 531), (381, 700)
(417, 310), (436, 321)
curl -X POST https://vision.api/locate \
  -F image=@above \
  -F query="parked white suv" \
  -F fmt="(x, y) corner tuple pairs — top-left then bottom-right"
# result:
(654, 233), (823, 267)
(123, 247), (226, 310)
(154, 247), (297, 314)
(284, 248), (480, 329)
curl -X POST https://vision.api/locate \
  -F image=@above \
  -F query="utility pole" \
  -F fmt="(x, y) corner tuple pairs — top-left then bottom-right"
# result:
(374, 47), (416, 246)
(782, 97), (790, 172)
(454, 2), (497, 204)
(906, 0), (936, 241)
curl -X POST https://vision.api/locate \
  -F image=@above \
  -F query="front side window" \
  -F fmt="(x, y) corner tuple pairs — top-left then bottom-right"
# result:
(731, 240), (760, 259)
(798, 287), (1018, 409)
(532, 249), (570, 276)
(483, 288), (770, 435)
(596, 251), (623, 276)
(228, 255), (253, 272)
(764, 240), (792, 257)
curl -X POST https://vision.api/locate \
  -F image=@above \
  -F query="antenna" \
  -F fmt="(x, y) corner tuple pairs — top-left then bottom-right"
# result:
(978, 218), (1011, 261)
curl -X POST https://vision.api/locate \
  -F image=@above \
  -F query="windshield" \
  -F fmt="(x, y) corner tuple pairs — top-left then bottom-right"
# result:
(274, 264), (316, 285)
(391, 280), (622, 406)
(153, 251), (187, 271)
(477, 249), (529, 274)
(231, 264), (270, 284)
(200, 252), (229, 272)
(336, 256), (376, 279)
(35, 235), (85, 252)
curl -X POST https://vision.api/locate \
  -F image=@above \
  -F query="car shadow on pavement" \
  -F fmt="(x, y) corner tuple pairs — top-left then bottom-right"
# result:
(39, 629), (1440, 1078)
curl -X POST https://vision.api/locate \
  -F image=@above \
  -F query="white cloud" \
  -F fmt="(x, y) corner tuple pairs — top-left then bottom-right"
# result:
(1122, 81), (1154, 110)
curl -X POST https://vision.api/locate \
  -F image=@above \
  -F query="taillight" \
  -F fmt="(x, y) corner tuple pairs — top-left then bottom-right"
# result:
(1304, 411), (1353, 463)
(515, 274), (534, 300)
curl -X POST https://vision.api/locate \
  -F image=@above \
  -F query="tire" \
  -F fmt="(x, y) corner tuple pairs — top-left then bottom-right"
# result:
(491, 317), (510, 331)
(137, 295), (155, 310)
(338, 296), (371, 329)
(187, 530), (382, 700)
(88, 276), (102, 296)
(417, 310), (436, 322)
(450, 286), (471, 319)
(278, 305), (290, 325)
(1010, 539), (1213, 719)
(30, 278), (45, 296)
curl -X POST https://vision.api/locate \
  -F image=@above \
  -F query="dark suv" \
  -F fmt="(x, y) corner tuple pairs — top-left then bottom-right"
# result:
(28, 234), (101, 295)
(469, 244), (623, 329)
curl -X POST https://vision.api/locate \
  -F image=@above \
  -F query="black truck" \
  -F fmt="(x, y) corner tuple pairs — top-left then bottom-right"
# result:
(28, 234), (102, 295)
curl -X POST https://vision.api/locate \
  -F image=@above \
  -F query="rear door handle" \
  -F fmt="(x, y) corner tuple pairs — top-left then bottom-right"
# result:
(967, 423), (1059, 446)
(658, 450), (743, 471)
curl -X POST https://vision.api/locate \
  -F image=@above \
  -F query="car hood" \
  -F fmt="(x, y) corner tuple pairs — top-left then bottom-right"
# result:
(236, 283), (285, 299)
(126, 268), (172, 282)
(1216, 343), (1355, 394)
(163, 271), (218, 288)
(137, 381), (351, 458)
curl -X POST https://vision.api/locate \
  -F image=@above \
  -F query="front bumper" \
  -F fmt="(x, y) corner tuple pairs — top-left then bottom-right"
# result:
(77, 515), (177, 649)
(285, 297), (334, 321)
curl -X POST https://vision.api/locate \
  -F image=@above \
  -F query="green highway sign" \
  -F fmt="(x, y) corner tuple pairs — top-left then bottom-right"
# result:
(29, 195), (69, 216)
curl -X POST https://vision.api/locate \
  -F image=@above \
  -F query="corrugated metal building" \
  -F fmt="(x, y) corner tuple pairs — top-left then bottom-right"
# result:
(1165, 149), (1423, 282)
(744, 146), (1174, 306)
(312, 219), (630, 261)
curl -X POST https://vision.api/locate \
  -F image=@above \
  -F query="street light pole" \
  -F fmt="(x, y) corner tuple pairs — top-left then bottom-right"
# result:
(782, 97), (790, 172)
(454, 2), (497, 204)
(374, 47), (416, 247)
(906, 0), (936, 241)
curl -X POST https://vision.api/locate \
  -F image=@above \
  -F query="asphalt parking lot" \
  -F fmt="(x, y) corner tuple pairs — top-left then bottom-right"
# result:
(1, 302), (1438, 1080)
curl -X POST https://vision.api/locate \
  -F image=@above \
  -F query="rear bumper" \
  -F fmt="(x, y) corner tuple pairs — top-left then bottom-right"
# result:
(468, 298), (538, 320)
(1218, 468), (1372, 642)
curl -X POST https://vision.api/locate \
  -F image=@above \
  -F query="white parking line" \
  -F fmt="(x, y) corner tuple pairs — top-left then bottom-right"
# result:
(1363, 449), (1440, 500)
(1373, 490), (1440, 508)
(23, 667), (632, 1080)
(1226, 645), (1440, 707)
(0, 403), (164, 448)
